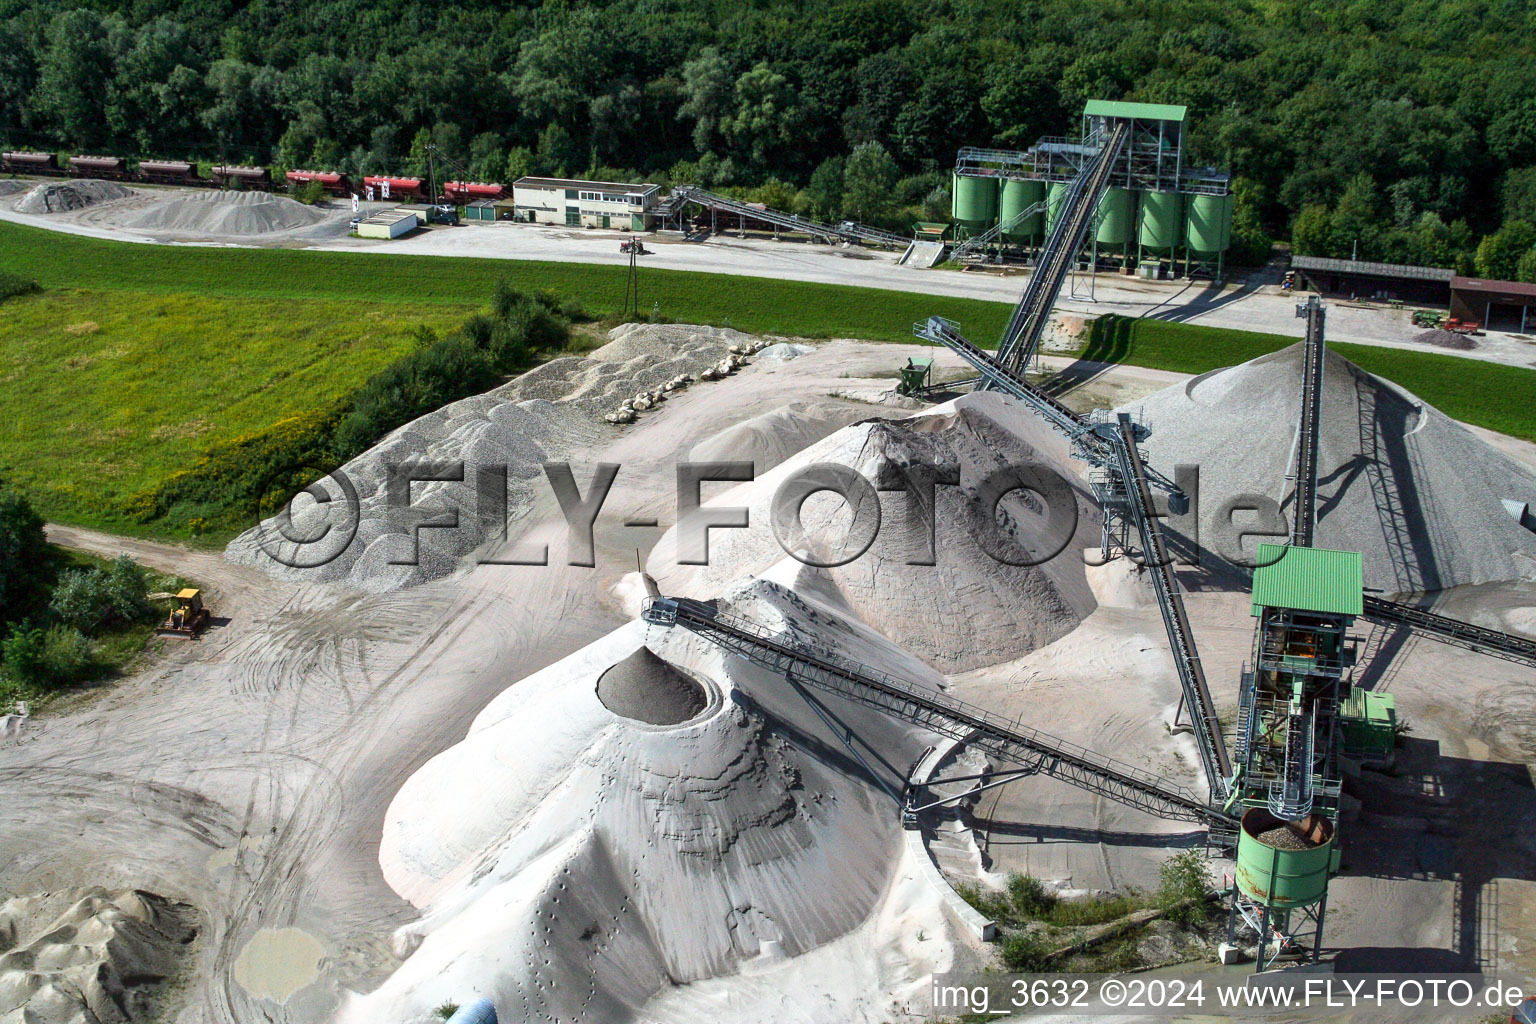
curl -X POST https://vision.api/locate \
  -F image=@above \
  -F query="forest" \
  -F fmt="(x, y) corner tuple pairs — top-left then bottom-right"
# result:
(3, 0), (1536, 275)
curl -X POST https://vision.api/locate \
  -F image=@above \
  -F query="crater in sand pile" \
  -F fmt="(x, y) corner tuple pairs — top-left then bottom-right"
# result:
(597, 645), (712, 725)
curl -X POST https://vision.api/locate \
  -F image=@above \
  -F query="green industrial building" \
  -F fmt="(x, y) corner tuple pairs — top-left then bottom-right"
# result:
(950, 100), (1233, 278)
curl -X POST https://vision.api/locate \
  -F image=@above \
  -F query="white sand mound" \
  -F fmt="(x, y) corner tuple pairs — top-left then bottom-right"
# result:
(227, 324), (767, 591)
(1119, 343), (1536, 593)
(596, 645), (710, 724)
(123, 190), (325, 235)
(0, 887), (196, 1024)
(756, 342), (814, 362)
(15, 179), (131, 214)
(688, 400), (869, 475)
(345, 577), (948, 1024)
(653, 391), (1100, 673)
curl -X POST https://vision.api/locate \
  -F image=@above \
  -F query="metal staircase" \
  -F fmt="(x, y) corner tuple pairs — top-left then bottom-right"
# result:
(642, 595), (1233, 827)
(949, 201), (1047, 261)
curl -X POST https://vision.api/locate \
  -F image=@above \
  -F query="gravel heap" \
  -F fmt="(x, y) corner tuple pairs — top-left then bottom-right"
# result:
(1414, 328), (1476, 350)
(15, 179), (132, 213)
(123, 190), (326, 235)
(0, 887), (197, 1024)
(596, 645), (709, 725)
(0, 180), (27, 197)
(228, 324), (769, 591)
(1119, 342), (1536, 594)
(688, 400), (869, 475)
(1255, 824), (1318, 850)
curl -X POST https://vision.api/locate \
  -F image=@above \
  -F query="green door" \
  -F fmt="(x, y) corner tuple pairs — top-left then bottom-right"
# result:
(565, 207), (580, 226)
(600, 214), (610, 229)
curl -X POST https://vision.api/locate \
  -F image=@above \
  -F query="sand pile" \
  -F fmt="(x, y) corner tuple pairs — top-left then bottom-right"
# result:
(0, 887), (196, 1024)
(343, 576), (947, 1024)
(1119, 343), (1536, 593)
(123, 190), (325, 235)
(1414, 328), (1475, 350)
(653, 392), (1100, 673)
(227, 324), (771, 591)
(688, 400), (870, 474)
(15, 179), (131, 214)
(596, 645), (710, 724)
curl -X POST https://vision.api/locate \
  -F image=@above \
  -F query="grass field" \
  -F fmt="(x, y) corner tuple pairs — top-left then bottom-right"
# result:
(0, 286), (469, 522)
(4, 220), (1535, 542)
(0, 221), (1010, 343)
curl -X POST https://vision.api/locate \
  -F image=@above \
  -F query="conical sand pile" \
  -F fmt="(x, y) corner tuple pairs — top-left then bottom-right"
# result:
(1119, 343), (1536, 593)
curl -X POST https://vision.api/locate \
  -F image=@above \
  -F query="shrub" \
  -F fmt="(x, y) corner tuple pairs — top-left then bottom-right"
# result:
(0, 272), (40, 302)
(296, 179), (328, 206)
(1007, 873), (1058, 919)
(0, 486), (47, 626)
(1154, 850), (1213, 926)
(40, 625), (91, 682)
(48, 555), (153, 634)
(999, 929), (1053, 971)
(1, 625), (46, 686)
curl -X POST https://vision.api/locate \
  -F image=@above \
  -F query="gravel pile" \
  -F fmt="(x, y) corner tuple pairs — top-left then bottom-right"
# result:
(688, 400), (869, 474)
(1120, 342), (1536, 593)
(596, 645), (709, 725)
(229, 323), (766, 591)
(123, 190), (326, 235)
(1255, 824), (1317, 850)
(1414, 328), (1476, 350)
(15, 179), (131, 213)
(0, 180), (27, 197)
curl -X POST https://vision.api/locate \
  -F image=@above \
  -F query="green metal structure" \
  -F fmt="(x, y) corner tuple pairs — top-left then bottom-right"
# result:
(1094, 187), (1135, 249)
(1137, 189), (1182, 254)
(1235, 809), (1336, 910)
(896, 356), (934, 396)
(1000, 178), (1045, 243)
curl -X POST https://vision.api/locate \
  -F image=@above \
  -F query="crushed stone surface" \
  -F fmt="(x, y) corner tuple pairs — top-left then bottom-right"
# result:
(1414, 328), (1476, 350)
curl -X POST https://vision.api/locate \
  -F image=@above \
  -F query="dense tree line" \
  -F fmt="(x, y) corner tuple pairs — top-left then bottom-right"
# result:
(3, 0), (1536, 272)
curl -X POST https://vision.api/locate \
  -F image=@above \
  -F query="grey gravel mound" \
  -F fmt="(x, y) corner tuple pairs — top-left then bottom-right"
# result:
(0, 181), (26, 197)
(1414, 328), (1475, 350)
(0, 887), (197, 1024)
(15, 179), (131, 213)
(596, 645), (708, 724)
(123, 190), (326, 235)
(228, 324), (765, 591)
(688, 400), (869, 474)
(1119, 343), (1536, 593)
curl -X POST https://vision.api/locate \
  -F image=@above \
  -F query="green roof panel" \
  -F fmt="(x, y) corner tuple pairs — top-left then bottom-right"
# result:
(1251, 544), (1364, 617)
(1084, 100), (1188, 123)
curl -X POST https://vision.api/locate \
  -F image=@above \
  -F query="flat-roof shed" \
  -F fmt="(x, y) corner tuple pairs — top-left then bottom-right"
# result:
(1450, 275), (1536, 332)
(357, 210), (418, 239)
(1290, 255), (1454, 306)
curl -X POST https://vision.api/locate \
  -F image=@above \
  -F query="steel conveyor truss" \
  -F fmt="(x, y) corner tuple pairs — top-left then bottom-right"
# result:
(667, 185), (911, 249)
(993, 121), (1130, 375)
(642, 595), (1232, 827)
(1360, 595), (1536, 669)
(1290, 297), (1327, 547)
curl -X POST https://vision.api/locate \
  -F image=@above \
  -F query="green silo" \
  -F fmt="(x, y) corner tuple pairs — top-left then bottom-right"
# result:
(1094, 188), (1134, 246)
(951, 173), (997, 233)
(1138, 190), (1182, 252)
(1186, 192), (1233, 253)
(999, 178), (1045, 243)
(1046, 181), (1070, 235)
(1234, 809), (1336, 911)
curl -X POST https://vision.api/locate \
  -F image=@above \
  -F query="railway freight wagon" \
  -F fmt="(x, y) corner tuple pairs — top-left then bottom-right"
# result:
(69, 155), (130, 179)
(363, 176), (426, 200)
(138, 161), (205, 185)
(211, 165), (272, 189)
(2, 151), (59, 174)
(443, 181), (506, 203)
(286, 169), (352, 196)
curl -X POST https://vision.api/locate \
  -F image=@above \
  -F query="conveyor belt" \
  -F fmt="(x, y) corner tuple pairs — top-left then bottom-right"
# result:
(643, 595), (1232, 826)
(1291, 297), (1326, 547)
(1360, 595), (1536, 669)
(993, 121), (1129, 375)
(1113, 413), (1232, 795)
(668, 186), (911, 248)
